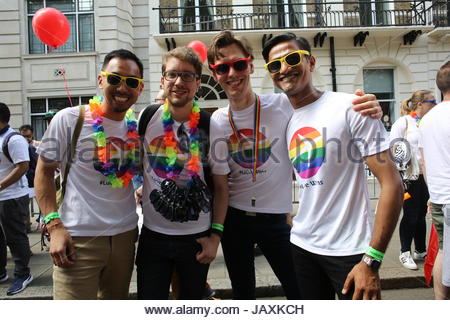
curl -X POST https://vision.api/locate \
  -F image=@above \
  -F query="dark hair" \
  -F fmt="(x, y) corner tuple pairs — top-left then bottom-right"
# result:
(102, 49), (144, 78)
(0, 102), (11, 123)
(162, 47), (203, 78)
(207, 30), (254, 67)
(262, 33), (312, 62)
(436, 61), (450, 94)
(19, 124), (33, 132)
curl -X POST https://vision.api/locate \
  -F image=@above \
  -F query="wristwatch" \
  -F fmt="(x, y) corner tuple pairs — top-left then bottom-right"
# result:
(362, 255), (382, 271)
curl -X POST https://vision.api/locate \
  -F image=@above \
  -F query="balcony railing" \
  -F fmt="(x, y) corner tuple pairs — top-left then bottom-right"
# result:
(154, 1), (449, 34)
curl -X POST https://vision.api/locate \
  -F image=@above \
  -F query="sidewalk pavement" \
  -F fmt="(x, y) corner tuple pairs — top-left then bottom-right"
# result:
(0, 202), (433, 300)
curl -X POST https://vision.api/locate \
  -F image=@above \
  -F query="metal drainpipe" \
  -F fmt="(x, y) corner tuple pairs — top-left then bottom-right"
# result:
(329, 36), (337, 92)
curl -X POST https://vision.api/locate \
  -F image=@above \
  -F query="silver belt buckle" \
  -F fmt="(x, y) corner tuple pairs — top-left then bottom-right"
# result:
(245, 211), (257, 217)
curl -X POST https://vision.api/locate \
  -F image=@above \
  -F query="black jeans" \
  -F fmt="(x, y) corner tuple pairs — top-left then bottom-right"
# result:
(0, 195), (31, 277)
(291, 244), (363, 300)
(221, 207), (301, 299)
(400, 175), (429, 253)
(136, 226), (209, 300)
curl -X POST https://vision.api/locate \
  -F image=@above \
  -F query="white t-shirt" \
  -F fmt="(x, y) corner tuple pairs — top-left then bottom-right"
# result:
(286, 91), (389, 256)
(211, 93), (294, 213)
(140, 106), (229, 235)
(37, 106), (138, 236)
(418, 101), (450, 204)
(0, 127), (30, 201)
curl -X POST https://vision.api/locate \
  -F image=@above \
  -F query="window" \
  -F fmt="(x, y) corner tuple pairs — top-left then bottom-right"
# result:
(30, 96), (92, 139)
(181, 0), (214, 31)
(363, 68), (395, 131)
(195, 75), (227, 101)
(27, 0), (94, 54)
(268, 0), (324, 28)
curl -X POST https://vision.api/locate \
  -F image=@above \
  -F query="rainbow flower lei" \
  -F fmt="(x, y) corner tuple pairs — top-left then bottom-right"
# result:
(162, 101), (201, 180)
(410, 111), (421, 127)
(89, 96), (140, 188)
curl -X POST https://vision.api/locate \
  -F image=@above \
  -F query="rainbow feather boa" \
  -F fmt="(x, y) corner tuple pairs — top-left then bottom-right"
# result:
(161, 101), (201, 180)
(89, 96), (140, 188)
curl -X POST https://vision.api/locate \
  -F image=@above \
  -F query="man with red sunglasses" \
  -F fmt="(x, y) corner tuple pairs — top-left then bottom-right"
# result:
(207, 30), (383, 300)
(262, 32), (403, 300)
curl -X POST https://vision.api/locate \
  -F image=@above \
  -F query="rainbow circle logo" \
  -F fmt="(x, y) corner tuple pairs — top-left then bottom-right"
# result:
(228, 129), (271, 169)
(289, 127), (325, 179)
(146, 135), (186, 178)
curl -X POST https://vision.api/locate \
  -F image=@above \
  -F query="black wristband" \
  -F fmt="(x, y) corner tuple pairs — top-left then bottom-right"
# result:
(210, 228), (223, 239)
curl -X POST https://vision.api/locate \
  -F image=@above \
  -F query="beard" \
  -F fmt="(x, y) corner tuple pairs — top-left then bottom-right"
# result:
(167, 94), (194, 109)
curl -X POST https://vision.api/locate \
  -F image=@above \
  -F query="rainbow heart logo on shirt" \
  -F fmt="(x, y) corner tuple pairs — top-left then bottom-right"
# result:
(289, 127), (325, 179)
(146, 135), (186, 178)
(93, 136), (138, 177)
(228, 128), (271, 169)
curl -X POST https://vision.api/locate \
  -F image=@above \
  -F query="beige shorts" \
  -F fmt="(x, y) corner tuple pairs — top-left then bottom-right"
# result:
(53, 228), (138, 300)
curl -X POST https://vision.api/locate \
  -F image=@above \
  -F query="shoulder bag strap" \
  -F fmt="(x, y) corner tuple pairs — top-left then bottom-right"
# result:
(60, 105), (85, 200)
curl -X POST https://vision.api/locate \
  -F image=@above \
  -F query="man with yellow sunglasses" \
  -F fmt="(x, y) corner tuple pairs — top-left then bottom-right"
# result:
(263, 32), (403, 300)
(35, 49), (145, 299)
(206, 30), (384, 300)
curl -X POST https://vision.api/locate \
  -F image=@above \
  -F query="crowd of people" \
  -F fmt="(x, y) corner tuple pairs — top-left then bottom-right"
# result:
(0, 30), (448, 300)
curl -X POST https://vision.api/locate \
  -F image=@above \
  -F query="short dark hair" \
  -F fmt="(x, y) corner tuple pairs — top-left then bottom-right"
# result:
(162, 47), (203, 78)
(19, 124), (33, 132)
(207, 30), (254, 67)
(0, 102), (11, 123)
(102, 49), (144, 78)
(436, 61), (450, 94)
(262, 33), (312, 62)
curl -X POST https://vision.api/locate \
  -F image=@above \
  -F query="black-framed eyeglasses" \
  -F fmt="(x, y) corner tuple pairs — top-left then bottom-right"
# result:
(101, 72), (143, 89)
(264, 50), (310, 74)
(163, 71), (198, 82)
(422, 99), (437, 105)
(209, 56), (251, 75)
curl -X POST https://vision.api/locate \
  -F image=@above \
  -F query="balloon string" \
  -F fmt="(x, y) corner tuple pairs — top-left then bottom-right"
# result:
(47, 46), (57, 53)
(60, 66), (73, 107)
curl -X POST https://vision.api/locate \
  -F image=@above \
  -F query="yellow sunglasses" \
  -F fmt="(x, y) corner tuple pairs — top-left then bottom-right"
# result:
(264, 50), (310, 74)
(101, 72), (143, 89)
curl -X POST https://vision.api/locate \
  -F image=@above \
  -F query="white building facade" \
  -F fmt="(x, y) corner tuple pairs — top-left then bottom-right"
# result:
(0, 0), (448, 138)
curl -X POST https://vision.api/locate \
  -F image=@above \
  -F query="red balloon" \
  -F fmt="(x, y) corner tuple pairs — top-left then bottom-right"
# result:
(32, 8), (70, 49)
(187, 40), (207, 63)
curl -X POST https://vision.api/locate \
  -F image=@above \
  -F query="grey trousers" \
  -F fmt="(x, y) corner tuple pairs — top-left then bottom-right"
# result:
(0, 195), (31, 277)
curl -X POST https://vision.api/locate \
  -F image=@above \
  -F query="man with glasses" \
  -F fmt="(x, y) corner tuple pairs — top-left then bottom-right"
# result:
(136, 46), (229, 299)
(207, 30), (383, 300)
(262, 32), (403, 299)
(35, 49), (144, 299)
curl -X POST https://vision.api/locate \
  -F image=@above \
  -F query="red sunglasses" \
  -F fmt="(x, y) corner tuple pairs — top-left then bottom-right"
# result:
(209, 56), (251, 75)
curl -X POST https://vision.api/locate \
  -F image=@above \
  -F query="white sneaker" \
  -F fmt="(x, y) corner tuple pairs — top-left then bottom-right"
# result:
(413, 250), (427, 260)
(399, 251), (418, 270)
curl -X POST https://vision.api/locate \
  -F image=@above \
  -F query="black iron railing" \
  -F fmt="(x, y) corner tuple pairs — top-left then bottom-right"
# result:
(154, 1), (449, 34)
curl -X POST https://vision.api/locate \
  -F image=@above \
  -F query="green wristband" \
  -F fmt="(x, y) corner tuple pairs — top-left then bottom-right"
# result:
(211, 223), (224, 232)
(44, 211), (60, 225)
(365, 246), (384, 261)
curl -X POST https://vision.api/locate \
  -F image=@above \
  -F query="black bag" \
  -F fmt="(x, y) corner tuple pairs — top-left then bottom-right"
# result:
(2, 132), (38, 187)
